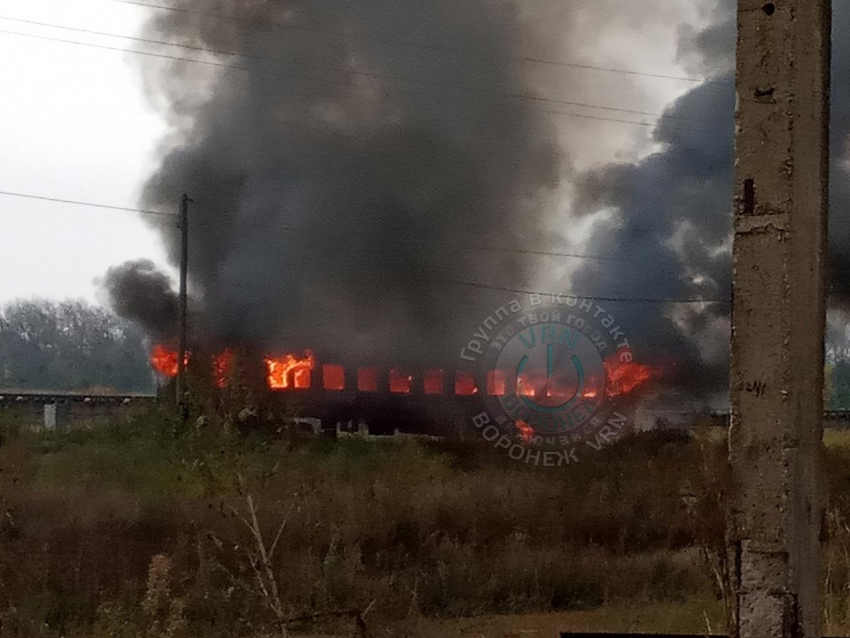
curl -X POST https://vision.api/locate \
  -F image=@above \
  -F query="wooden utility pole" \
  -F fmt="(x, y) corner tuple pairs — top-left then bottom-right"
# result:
(730, 2), (830, 638)
(176, 193), (191, 411)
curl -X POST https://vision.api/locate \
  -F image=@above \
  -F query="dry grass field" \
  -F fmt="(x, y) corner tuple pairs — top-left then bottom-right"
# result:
(1, 408), (849, 637)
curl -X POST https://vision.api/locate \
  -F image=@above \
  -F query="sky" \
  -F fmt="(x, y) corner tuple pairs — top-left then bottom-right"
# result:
(0, 0), (703, 307)
(0, 0), (171, 304)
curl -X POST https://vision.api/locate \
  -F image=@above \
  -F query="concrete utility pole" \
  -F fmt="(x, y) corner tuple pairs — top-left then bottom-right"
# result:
(731, 1), (831, 638)
(176, 193), (192, 411)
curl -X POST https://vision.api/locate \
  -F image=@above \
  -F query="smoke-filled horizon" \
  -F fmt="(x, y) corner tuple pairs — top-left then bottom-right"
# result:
(105, 0), (849, 401)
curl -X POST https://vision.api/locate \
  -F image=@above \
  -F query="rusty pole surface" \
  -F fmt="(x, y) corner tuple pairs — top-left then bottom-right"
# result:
(730, 2), (831, 638)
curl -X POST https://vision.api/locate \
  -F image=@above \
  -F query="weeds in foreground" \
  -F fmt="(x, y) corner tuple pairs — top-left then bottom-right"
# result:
(0, 413), (774, 637)
(826, 508), (850, 635)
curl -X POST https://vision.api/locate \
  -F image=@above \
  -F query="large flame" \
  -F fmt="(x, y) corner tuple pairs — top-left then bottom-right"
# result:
(150, 344), (653, 397)
(266, 350), (316, 390)
(516, 373), (588, 403)
(150, 345), (188, 378)
(604, 358), (654, 396)
(514, 357), (654, 401)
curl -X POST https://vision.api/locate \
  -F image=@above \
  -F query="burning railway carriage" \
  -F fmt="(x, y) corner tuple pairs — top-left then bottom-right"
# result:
(151, 344), (656, 436)
(274, 361), (486, 435)
(152, 346), (488, 435)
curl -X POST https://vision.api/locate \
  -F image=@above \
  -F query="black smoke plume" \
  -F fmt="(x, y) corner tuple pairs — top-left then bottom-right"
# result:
(107, 0), (849, 400)
(110, 0), (578, 365)
(570, 0), (850, 402)
(104, 259), (179, 343)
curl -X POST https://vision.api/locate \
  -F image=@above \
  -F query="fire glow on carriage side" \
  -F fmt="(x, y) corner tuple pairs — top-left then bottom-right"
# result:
(149, 345), (656, 398)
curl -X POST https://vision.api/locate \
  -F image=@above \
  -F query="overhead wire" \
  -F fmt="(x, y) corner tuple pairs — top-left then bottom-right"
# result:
(0, 189), (655, 264)
(439, 278), (732, 304)
(3, 7), (845, 308)
(0, 189), (174, 218)
(6, 190), (850, 302)
(0, 15), (692, 122)
(103, 0), (725, 85)
(0, 27), (694, 132)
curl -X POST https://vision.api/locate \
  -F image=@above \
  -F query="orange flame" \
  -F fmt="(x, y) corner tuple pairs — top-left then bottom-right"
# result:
(516, 374), (576, 403)
(266, 350), (316, 390)
(515, 358), (653, 401)
(150, 345), (188, 378)
(604, 358), (654, 397)
(515, 419), (534, 444)
(213, 349), (234, 388)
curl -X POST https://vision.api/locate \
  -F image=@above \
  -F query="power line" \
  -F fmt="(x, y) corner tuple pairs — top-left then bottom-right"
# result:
(0, 189), (174, 218)
(0, 15), (690, 122)
(7, 188), (848, 295)
(0, 188), (679, 267)
(6, 187), (821, 276)
(0, 15), (240, 57)
(0, 28), (693, 132)
(0, 188), (651, 264)
(268, 229), (850, 276)
(269, 226), (664, 265)
(463, 244), (656, 263)
(104, 0), (720, 85)
(442, 277), (732, 304)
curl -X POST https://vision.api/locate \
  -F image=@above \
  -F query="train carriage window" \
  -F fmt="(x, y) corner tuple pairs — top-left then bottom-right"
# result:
(265, 351), (316, 390)
(487, 370), (506, 396)
(293, 368), (311, 389)
(389, 369), (413, 394)
(323, 364), (345, 391)
(455, 371), (478, 396)
(358, 367), (378, 392)
(424, 369), (444, 394)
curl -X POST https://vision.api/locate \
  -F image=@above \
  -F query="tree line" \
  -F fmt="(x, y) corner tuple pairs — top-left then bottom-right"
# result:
(0, 299), (154, 393)
(828, 340), (850, 410)
(1, 297), (848, 404)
